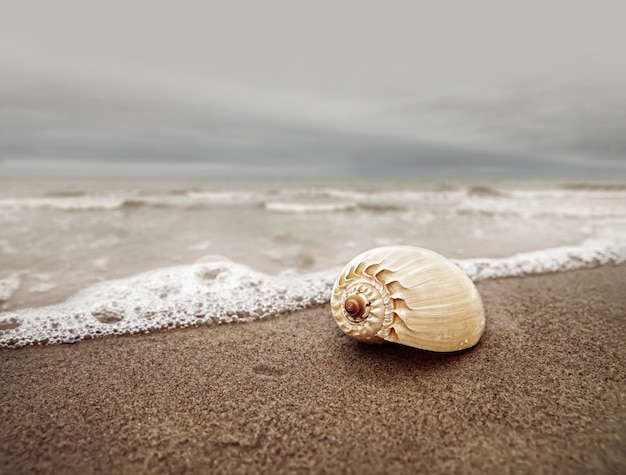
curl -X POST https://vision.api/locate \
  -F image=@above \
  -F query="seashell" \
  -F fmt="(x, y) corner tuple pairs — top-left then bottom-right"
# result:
(331, 246), (485, 352)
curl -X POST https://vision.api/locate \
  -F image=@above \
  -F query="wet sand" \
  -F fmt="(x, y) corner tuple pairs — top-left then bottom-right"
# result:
(1, 265), (625, 474)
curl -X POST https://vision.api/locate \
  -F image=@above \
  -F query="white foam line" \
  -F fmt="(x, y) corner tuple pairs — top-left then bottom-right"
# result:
(264, 201), (358, 213)
(0, 197), (129, 211)
(453, 239), (625, 281)
(0, 193), (264, 211)
(2, 187), (625, 219)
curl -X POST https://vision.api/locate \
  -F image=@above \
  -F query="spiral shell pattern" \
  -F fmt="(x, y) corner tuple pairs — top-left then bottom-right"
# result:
(331, 246), (485, 352)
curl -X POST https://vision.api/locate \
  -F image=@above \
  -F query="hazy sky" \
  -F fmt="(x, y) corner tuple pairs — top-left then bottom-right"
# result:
(1, 0), (625, 178)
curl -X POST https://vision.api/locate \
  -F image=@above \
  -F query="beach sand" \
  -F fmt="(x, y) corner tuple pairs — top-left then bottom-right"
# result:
(1, 265), (625, 474)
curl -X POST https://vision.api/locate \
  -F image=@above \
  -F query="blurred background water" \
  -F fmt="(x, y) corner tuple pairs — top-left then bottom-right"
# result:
(1, 179), (625, 313)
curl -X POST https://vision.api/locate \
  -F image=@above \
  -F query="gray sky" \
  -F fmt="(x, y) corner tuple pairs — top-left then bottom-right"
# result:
(1, 0), (625, 178)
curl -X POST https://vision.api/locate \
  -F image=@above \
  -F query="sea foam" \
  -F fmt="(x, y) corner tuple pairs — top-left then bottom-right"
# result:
(454, 239), (625, 281)
(1, 239), (624, 348)
(264, 201), (358, 213)
(0, 257), (336, 348)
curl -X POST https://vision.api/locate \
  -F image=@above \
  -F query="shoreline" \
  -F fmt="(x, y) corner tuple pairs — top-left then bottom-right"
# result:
(2, 265), (625, 473)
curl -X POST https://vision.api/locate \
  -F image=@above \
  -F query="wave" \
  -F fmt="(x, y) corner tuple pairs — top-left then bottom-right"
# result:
(453, 239), (625, 281)
(1, 239), (624, 348)
(0, 188), (451, 212)
(264, 201), (359, 213)
(1, 186), (625, 218)
(0, 196), (131, 211)
(456, 196), (626, 219)
(0, 192), (264, 211)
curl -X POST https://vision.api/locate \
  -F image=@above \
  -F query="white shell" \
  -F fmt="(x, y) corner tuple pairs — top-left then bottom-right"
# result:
(331, 246), (485, 352)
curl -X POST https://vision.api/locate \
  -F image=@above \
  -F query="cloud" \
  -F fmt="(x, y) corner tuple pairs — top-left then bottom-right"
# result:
(1, 72), (625, 179)
(418, 85), (626, 164)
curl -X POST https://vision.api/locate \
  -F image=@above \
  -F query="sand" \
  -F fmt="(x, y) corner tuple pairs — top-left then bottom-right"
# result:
(1, 265), (625, 474)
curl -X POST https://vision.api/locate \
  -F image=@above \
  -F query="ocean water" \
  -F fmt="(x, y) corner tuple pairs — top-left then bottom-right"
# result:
(1, 180), (625, 348)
